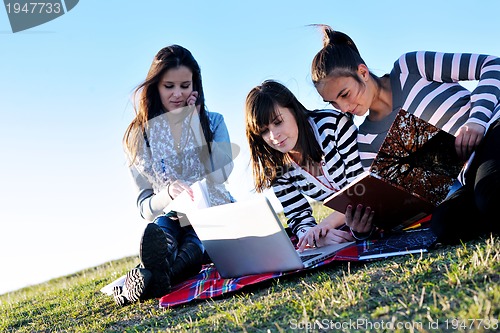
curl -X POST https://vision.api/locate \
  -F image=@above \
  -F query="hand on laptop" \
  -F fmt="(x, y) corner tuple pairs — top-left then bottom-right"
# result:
(297, 222), (353, 252)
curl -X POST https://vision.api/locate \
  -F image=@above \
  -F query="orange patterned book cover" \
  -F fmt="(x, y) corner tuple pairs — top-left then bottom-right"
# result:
(324, 109), (465, 231)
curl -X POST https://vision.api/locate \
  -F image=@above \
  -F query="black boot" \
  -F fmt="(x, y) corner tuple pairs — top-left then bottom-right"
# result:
(113, 285), (130, 307)
(138, 223), (178, 299)
(125, 267), (152, 303)
(113, 267), (152, 306)
(170, 241), (204, 285)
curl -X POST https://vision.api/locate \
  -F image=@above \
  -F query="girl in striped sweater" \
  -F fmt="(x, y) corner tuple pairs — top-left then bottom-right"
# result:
(245, 80), (364, 250)
(310, 25), (500, 243)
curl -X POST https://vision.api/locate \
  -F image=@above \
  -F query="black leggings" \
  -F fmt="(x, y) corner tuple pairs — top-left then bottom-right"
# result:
(431, 120), (500, 244)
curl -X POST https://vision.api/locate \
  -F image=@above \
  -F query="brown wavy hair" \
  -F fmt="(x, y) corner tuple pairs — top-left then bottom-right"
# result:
(123, 45), (213, 164)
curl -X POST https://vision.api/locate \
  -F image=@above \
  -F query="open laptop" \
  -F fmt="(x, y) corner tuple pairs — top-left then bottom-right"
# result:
(186, 195), (354, 278)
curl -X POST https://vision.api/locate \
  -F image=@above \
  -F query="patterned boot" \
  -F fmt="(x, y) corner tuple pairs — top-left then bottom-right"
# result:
(113, 266), (152, 306)
(125, 267), (152, 302)
(113, 285), (130, 307)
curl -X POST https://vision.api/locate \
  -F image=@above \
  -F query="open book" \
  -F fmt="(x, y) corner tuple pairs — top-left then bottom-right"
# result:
(323, 109), (465, 231)
(164, 179), (210, 226)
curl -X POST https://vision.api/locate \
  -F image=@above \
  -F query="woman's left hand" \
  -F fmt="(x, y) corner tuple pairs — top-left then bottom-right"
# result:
(455, 123), (485, 160)
(186, 91), (198, 106)
(345, 204), (374, 234)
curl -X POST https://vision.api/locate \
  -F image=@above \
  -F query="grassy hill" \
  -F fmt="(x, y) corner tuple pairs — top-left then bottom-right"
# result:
(1, 206), (499, 332)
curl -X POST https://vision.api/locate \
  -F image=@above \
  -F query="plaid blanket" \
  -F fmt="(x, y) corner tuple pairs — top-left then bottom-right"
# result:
(158, 247), (357, 308)
(159, 218), (433, 308)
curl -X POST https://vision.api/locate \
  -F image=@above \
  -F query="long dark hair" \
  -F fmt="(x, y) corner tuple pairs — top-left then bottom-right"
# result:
(311, 25), (371, 86)
(123, 45), (213, 163)
(245, 80), (323, 192)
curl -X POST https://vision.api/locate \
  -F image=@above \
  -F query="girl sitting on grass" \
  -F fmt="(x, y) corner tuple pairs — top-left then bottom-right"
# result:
(309, 25), (500, 244)
(245, 80), (366, 251)
(114, 45), (235, 306)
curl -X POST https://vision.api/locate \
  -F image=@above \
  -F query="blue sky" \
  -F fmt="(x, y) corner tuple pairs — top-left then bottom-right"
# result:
(1, 0), (500, 294)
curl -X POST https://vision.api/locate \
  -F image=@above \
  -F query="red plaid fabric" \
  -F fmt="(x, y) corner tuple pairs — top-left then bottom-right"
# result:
(159, 217), (432, 308)
(158, 247), (357, 308)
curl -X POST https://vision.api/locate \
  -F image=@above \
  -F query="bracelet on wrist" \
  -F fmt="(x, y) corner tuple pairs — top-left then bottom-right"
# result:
(350, 227), (374, 241)
(166, 183), (174, 200)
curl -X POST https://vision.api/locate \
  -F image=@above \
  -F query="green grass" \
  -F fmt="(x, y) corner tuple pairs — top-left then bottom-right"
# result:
(1, 205), (499, 332)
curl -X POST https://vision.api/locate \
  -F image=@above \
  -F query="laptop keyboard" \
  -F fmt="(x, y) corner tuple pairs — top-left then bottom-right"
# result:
(300, 253), (321, 262)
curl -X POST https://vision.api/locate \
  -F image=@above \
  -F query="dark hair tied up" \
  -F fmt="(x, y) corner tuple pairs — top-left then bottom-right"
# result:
(310, 24), (365, 84)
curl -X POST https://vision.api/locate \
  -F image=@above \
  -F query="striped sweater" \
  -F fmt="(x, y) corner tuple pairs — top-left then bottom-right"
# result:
(272, 109), (364, 235)
(358, 51), (500, 169)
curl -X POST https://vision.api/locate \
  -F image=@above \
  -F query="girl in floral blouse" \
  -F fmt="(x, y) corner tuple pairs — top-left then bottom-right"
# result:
(114, 45), (234, 306)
